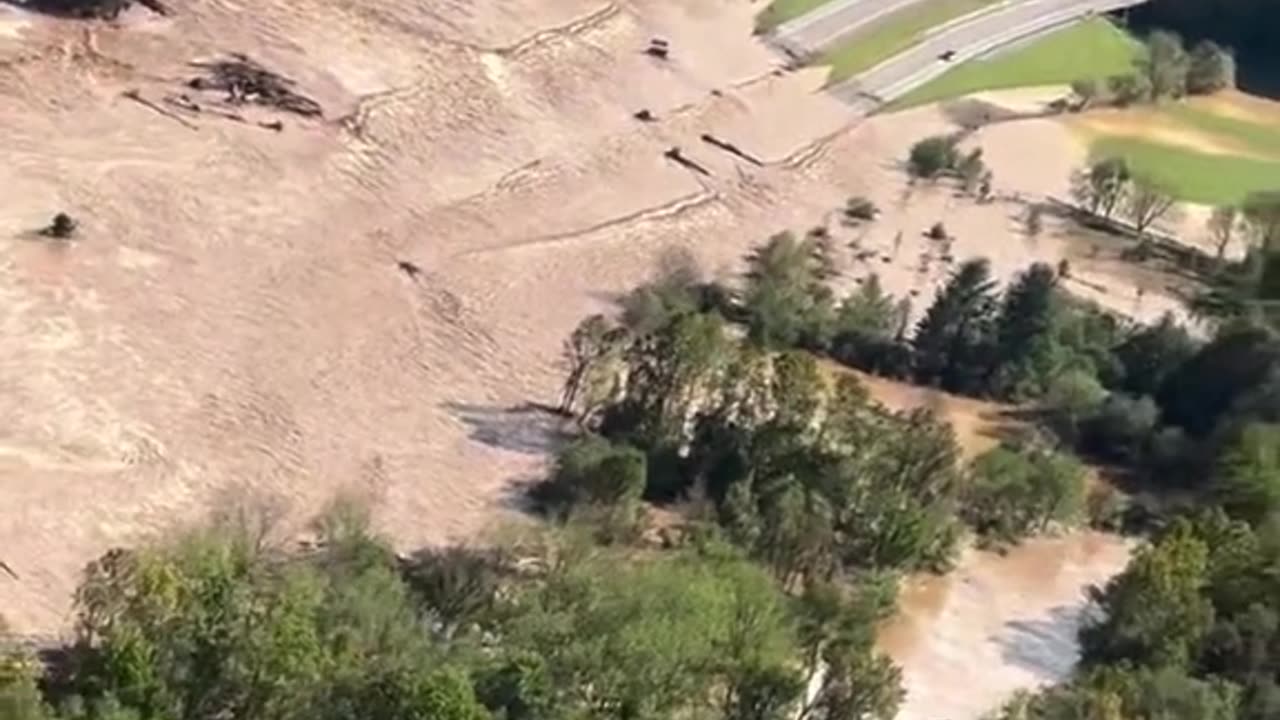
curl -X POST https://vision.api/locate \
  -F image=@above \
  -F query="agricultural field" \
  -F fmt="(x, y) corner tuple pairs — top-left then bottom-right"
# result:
(1069, 92), (1280, 204)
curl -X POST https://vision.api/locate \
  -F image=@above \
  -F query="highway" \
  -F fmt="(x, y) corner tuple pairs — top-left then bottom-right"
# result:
(770, 0), (1148, 109)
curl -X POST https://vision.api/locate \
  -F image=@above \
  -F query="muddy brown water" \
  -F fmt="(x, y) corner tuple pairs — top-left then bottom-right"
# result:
(879, 531), (1132, 720)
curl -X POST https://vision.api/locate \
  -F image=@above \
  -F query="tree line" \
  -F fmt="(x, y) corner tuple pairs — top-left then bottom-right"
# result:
(0, 499), (908, 720)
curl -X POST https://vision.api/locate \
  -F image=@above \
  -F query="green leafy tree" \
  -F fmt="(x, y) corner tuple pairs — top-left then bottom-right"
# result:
(1080, 519), (1213, 669)
(964, 443), (1086, 543)
(742, 233), (836, 349)
(1138, 30), (1190, 99)
(907, 135), (958, 179)
(1186, 40), (1236, 94)
(1213, 423), (1280, 525)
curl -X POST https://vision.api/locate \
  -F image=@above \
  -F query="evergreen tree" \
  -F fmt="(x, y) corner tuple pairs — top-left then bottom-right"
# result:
(912, 259), (998, 394)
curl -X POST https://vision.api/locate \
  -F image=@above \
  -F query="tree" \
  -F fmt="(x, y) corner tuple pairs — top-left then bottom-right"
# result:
(1243, 191), (1280, 251)
(834, 274), (898, 341)
(560, 314), (626, 421)
(1070, 77), (1101, 110)
(1123, 174), (1179, 237)
(1138, 30), (1190, 100)
(535, 435), (647, 514)
(964, 443), (1086, 543)
(1186, 40), (1236, 94)
(957, 147), (987, 195)
(992, 263), (1060, 395)
(1158, 324), (1280, 436)
(502, 545), (803, 720)
(1208, 205), (1241, 262)
(1107, 72), (1152, 106)
(913, 258), (998, 393)
(742, 232), (836, 349)
(1044, 368), (1107, 443)
(1071, 158), (1131, 219)
(1112, 313), (1197, 397)
(907, 135), (958, 179)
(1081, 393), (1159, 463)
(1079, 519), (1212, 669)
(1213, 423), (1280, 525)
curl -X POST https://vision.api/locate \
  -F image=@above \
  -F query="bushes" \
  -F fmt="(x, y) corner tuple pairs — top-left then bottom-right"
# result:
(532, 436), (646, 519)
(907, 135), (960, 179)
(964, 442), (1087, 544)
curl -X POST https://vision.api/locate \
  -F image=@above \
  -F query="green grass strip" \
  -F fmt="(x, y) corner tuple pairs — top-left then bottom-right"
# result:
(1090, 136), (1280, 205)
(755, 0), (842, 33)
(887, 17), (1141, 109)
(821, 0), (1000, 84)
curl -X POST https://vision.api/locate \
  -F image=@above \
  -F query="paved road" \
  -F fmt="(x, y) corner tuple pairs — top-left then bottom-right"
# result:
(824, 0), (1147, 107)
(772, 0), (943, 58)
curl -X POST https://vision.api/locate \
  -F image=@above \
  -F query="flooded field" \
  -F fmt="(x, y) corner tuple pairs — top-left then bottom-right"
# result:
(880, 531), (1132, 720)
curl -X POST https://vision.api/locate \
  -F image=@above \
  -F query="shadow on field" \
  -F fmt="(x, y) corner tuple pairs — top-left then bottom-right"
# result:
(445, 401), (573, 456)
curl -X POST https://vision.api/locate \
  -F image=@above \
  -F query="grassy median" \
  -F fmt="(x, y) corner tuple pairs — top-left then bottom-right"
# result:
(821, 0), (1000, 83)
(755, 0), (841, 32)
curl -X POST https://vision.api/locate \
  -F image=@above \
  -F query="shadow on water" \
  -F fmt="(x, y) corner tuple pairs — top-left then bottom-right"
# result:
(991, 604), (1087, 682)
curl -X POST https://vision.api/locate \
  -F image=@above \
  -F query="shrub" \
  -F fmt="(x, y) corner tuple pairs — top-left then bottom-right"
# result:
(928, 222), (948, 240)
(1186, 40), (1235, 94)
(843, 196), (880, 222)
(908, 135), (958, 179)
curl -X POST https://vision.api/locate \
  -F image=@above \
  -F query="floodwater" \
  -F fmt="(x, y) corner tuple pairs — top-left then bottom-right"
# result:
(879, 531), (1133, 720)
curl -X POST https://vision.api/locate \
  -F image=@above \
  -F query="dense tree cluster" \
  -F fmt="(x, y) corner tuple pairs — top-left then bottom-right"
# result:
(0, 506), (905, 720)
(1076, 29), (1237, 108)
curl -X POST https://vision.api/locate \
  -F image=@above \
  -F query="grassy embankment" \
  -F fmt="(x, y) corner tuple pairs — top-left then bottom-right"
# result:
(755, 0), (840, 33)
(821, 0), (1000, 83)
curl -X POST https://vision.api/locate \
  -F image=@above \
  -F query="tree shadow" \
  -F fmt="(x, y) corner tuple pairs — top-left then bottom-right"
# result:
(0, 0), (163, 19)
(444, 401), (573, 456)
(990, 604), (1085, 682)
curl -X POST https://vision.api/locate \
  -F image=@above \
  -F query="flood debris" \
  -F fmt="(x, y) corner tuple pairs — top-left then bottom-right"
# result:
(38, 213), (78, 240)
(397, 260), (423, 279)
(188, 54), (323, 118)
(632, 109), (656, 122)
(24, 0), (167, 20)
(700, 133), (763, 167)
(663, 147), (712, 177)
(643, 38), (669, 60)
(122, 88), (199, 130)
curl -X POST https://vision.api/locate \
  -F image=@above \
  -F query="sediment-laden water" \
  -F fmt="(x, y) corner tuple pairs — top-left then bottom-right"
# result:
(880, 531), (1132, 720)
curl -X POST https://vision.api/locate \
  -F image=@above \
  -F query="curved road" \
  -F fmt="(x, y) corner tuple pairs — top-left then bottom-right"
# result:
(772, 0), (1147, 109)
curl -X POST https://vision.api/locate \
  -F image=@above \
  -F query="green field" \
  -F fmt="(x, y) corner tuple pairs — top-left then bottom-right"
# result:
(887, 18), (1142, 109)
(821, 0), (999, 83)
(1089, 137), (1280, 205)
(755, 0), (839, 32)
(1161, 105), (1280, 159)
